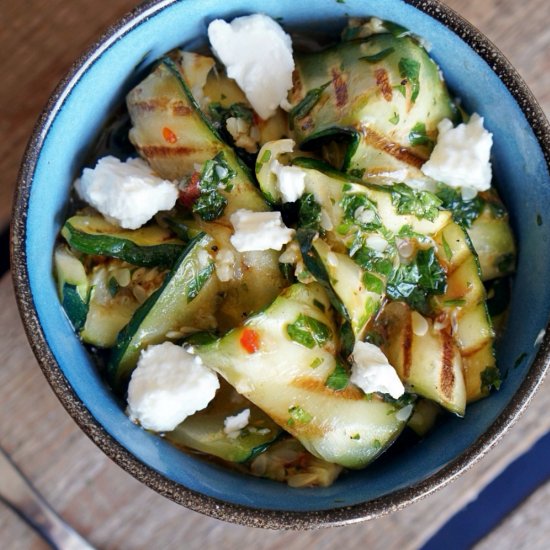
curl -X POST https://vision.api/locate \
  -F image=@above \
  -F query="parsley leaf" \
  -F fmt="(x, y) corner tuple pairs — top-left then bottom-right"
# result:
(436, 185), (484, 228)
(208, 102), (253, 127)
(298, 193), (322, 230)
(408, 122), (434, 147)
(391, 183), (442, 222)
(352, 246), (394, 277)
(325, 361), (350, 391)
(192, 153), (236, 221)
(287, 405), (313, 426)
(286, 314), (331, 349)
(398, 57), (421, 102)
(386, 248), (447, 314)
(481, 366), (502, 393)
(341, 193), (381, 230)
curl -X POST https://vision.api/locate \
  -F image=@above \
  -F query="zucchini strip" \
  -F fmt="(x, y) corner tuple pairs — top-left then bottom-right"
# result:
(109, 233), (219, 389)
(196, 283), (408, 469)
(62, 214), (186, 268)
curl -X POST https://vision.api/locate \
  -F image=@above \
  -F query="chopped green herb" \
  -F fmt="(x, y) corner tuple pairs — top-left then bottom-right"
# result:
(408, 122), (434, 147)
(298, 193), (322, 230)
(513, 352), (527, 369)
(325, 361), (350, 391)
(257, 148), (272, 168)
(391, 183), (442, 222)
(363, 272), (384, 294)
(389, 112), (400, 125)
(193, 191), (227, 222)
(436, 185), (484, 228)
(287, 405), (313, 426)
(360, 47), (395, 63)
(192, 152), (236, 221)
(289, 81), (331, 127)
(386, 248), (447, 314)
(208, 101), (253, 126)
(372, 439), (382, 450)
(310, 357), (324, 369)
(352, 246), (394, 277)
(396, 84), (407, 98)
(336, 0), (345, 3)
(341, 193), (381, 230)
(350, 433), (361, 440)
(398, 57), (421, 102)
(441, 234), (453, 261)
(286, 314), (331, 349)
(107, 277), (119, 297)
(187, 263), (214, 301)
(481, 366), (502, 392)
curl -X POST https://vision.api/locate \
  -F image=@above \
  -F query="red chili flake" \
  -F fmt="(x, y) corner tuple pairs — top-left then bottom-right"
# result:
(162, 126), (178, 144)
(240, 328), (260, 354)
(178, 171), (201, 208)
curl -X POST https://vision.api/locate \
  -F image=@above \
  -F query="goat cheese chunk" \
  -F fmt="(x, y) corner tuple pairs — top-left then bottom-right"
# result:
(223, 409), (251, 439)
(350, 341), (405, 399)
(75, 156), (178, 230)
(230, 209), (295, 252)
(208, 14), (294, 119)
(421, 113), (493, 196)
(127, 342), (219, 432)
(268, 139), (306, 203)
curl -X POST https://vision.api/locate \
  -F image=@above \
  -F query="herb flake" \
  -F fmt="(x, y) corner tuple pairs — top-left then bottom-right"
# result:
(325, 361), (350, 391)
(360, 47), (395, 64)
(287, 314), (331, 349)
(289, 81), (331, 127)
(398, 57), (421, 102)
(391, 183), (442, 222)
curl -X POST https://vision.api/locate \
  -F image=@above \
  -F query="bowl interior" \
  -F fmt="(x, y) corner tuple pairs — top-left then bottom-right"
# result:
(20, 0), (550, 517)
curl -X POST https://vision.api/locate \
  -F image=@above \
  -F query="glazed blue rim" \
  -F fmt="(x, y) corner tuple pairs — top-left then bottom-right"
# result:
(11, 0), (550, 529)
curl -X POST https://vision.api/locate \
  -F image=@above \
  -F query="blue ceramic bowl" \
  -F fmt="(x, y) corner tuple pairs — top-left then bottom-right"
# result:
(12, 0), (550, 528)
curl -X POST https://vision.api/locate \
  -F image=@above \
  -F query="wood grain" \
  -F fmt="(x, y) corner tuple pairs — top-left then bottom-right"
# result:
(2, 0), (550, 548)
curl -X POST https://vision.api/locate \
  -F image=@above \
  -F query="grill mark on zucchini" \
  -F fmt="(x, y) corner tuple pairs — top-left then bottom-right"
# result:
(291, 376), (363, 400)
(361, 126), (426, 167)
(375, 68), (393, 101)
(331, 68), (348, 108)
(135, 144), (217, 158)
(440, 331), (456, 400)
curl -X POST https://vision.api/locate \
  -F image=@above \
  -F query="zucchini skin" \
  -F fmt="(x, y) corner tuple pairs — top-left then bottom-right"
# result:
(62, 215), (186, 268)
(108, 233), (218, 390)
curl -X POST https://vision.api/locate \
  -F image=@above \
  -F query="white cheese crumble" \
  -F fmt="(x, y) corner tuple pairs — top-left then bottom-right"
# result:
(75, 156), (178, 230)
(208, 14), (294, 120)
(271, 162), (306, 203)
(215, 248), (236, 282)
(230, 209), (295, 252)
(350, 341), (405, 399)
(127, 342), (219, 432)
(267, 139), (306, 203)
(421, 113), (493, 195)
(223, 408), (251, 438)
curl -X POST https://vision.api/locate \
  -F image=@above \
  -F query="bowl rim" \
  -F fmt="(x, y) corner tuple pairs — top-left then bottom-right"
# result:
(10, 0), (550, 529)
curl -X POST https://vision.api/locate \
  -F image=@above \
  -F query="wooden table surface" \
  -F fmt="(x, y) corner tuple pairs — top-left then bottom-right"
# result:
(1, 1), (549, 548)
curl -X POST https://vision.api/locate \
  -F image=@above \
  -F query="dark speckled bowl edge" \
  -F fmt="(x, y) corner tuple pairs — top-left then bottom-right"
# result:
(10, 0), (550, 530)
